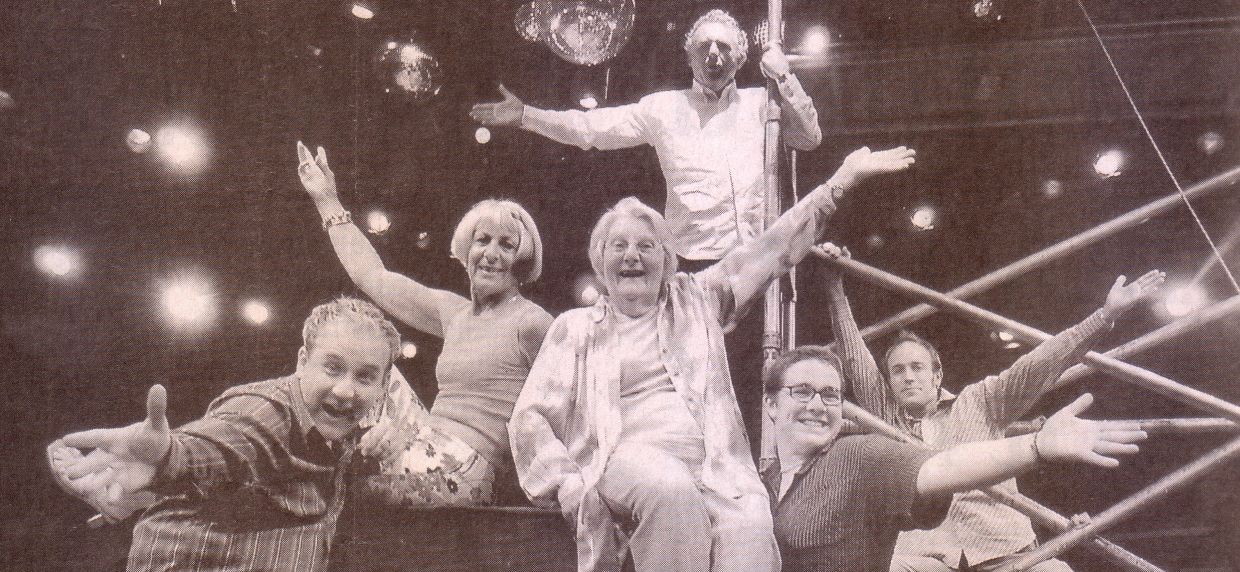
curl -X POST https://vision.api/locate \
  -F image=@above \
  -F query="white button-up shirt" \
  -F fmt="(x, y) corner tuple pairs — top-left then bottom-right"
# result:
(521, 78), (821, 261)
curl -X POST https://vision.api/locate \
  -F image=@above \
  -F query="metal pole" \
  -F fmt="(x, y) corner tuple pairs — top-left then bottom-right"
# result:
(1057, 295), (1240, 387)
(855, 166), (1240, 342)
(762, 0), (786, 371)
(843, 402), (1167, 572)
(995, 435), (1240, 572)
(1005, 418), (1236, 437)
(823, 255), (1240, 423)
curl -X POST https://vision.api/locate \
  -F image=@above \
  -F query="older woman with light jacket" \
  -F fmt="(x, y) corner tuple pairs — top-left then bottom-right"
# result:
(509, 146), (917, 572)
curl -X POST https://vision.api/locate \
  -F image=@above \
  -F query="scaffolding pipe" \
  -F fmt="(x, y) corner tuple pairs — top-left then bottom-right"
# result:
(855, 165), (1240, 343)
(1005, 417), (1237, 437)
(823, 256), (1240, 423)
(1057, 295), (1240, 387)
(761, 0), (787, 371)
(995, 435), (1240, 572)
(843, 402), (1166, 572)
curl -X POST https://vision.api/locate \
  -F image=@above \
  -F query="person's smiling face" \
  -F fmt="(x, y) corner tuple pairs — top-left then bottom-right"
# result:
(601, 215), (666, 317)
(466, 216), (523, 303)
(297, 321), (390, 442)
(767, 358), (844, 458)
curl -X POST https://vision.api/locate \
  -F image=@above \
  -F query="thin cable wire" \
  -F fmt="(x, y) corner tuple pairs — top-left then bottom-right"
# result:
(1074, 0), (1240, 295)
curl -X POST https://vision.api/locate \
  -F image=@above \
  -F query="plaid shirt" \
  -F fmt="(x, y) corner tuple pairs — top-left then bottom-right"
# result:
(827, 279), (1114, 565)
(127, 376), (354, 572)
(509, 183), (839, 571)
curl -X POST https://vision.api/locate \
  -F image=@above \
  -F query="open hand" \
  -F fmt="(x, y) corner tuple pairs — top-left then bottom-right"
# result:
(61, 385), (172, 494)
(469, 85), (525, 127)
(835, 146), (916, 190)
(296, 141), (337, 204)
(1035, 393), (1146, 468)
(1102, 270), (1166, 321)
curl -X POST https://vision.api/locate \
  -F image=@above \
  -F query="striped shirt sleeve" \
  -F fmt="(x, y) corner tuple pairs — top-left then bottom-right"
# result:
(151, 393), (296, 497)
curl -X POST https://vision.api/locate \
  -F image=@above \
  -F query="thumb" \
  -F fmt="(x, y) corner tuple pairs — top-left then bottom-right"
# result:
(1058, 392), (1095, 419)
(316, 147), (334, 177)
(146, 384), (169, 433)
(1113, 275), (1126, 289)
(498, 84), (516, 100)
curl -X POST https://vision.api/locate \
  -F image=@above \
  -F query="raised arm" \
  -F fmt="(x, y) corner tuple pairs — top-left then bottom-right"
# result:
(707, 146), (916, 317)
(978, 270), (1165, 427)
(470, 84), (648, 151)
(760, 45), (822, 151)
(916, 393), (1146, 498)
(813, 243), (901, 425)
(297, 142), (464, 337)
(508, 316), (586, 522)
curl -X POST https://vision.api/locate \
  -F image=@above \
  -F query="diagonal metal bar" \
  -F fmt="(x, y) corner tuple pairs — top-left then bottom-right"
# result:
(823, 256), (1240, 423)
(994, 435), (1240, 572)
(1002, 418), (1237, 437)
(854, 165), (1240, 343)
(1057, 295), (1240, 387)
(843, 402), (1167, 572)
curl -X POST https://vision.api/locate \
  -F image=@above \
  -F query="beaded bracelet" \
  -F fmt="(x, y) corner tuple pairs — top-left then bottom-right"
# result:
(322, 210), (352, 230)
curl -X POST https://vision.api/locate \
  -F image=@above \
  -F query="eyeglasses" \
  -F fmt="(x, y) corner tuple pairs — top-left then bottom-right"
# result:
(782, 384), (842, 405)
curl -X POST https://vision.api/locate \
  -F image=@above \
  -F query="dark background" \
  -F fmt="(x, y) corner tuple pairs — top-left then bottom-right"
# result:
(2, 0), (1238, 569)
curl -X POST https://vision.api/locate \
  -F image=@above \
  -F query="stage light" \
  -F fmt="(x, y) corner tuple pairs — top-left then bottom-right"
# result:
(366, 210), (391, 234)
(0, 90), (14, 110)
(1093, 149), (1124, 178)
(308, 45), (324, 57)
(401, 341), (418, 359)
(351, 3), (374, 20)
(162, 277), (215, 326)
(579, 95), (598, 109)
(1197, 131), (1224, 155)
(416, 231), (432, 250)
(126, 128), (152, 154)
(156, 124), (208, 172)
(1042, 179), (1063, 199)
(800, 26), (830, 56)
(910, 206), (937, 231)
(865, 234), (885, 251)
(242, 300), (270, 325)
(574, 273), (601, 306)
(35, 245), (81, 278)
(1163, 286), (1206, 318)
(475, 127), (492, 144)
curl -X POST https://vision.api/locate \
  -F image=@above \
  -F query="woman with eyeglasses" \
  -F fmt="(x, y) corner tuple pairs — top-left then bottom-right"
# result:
(761, 345), (1147, 572)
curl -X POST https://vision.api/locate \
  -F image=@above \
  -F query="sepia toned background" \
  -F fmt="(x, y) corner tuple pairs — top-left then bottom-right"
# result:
(2, 1), (1237, 569)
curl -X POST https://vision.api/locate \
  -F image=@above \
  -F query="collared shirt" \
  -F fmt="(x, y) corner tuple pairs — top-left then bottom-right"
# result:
(828, 279), (1115, 566)
(761, 435), (945, 572)
(521, 78), (821, 261)
(509, 182), (838, 572)
(127, 376), (354, 572)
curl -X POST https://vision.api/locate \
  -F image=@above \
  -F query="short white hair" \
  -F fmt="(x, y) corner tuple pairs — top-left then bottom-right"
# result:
(588, 197), (678, 292)
(450, 199), (543, 284)
(683, 9), (749, 59)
